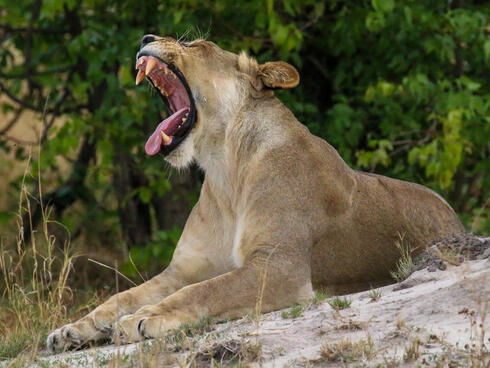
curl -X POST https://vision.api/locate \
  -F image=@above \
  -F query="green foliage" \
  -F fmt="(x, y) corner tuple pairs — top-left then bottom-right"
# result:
(166, 317), (215, 345)
(120, 226), (181, 279)
(281, 304), (304, 319)
(0, 328), (39, 359)
(328, 296), (352, 310)
(311, 291), (329, 305)
(281, 292), (328, 318)
(0, 0), (489, 259)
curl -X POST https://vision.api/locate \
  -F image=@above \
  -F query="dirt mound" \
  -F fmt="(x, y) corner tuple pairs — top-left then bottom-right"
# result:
(32, 258), (489, 367)
(413, 233), (490, 272)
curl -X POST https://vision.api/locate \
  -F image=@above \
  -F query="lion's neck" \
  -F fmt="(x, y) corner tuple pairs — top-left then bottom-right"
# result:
(195, 96), (293, 198)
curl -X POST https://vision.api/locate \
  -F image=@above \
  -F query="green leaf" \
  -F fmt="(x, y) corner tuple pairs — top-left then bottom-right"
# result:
(371, 0), (395, 13)
(139, 187), (152, 203)
(0, 211), (12, 224)
(484, 40), (490, 63)
(365, 11), (385, 32)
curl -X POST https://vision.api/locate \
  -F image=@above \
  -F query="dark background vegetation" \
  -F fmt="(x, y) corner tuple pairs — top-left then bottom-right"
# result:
(0, 0), (489, 287)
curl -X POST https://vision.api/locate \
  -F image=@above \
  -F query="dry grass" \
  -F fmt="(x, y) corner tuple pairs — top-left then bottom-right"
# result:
(403, 338), (421, 362)
(334, 318), (367, 331)
(105, 324), (261, 368)
(395, 315), (406, 330)
(431, 246), (465, 266)
(320, 336), (376, 363)
(458, 306), (489, 367)
(0, 155), (96, 365)
(390, 233), (415, 282)
(369, 287), (382, 302)
(194, 339), (261, 367)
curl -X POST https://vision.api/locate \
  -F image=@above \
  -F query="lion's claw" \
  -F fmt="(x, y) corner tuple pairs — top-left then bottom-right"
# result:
(47, 315), (111, 354)
(113, 314), (146, 344)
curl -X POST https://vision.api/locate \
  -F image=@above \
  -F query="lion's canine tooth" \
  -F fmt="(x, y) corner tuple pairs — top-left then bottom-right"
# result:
(135, 69), (145, 85)
(146, 58), (158, 75)
(161, 131), (172, 144)
(135, 58), (144, 69)
(182, 118), (187, 123)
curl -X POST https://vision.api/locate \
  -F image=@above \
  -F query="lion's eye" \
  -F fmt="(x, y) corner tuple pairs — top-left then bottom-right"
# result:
(180, 41), (202, 48)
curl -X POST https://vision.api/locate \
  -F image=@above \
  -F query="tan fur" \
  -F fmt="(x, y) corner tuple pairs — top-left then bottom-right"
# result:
(47, 36), (464, 352)
(258, 61), (300, 88)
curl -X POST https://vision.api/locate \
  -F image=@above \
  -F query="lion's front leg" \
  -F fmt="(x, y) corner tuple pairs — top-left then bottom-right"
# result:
(115, 254), (313, 343)
(47, 198), (227, 353)
(46, 269), (186, 352)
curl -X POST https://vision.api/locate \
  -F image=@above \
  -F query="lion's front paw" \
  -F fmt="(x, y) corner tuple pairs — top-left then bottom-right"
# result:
(113, 313), (181, 343)
(137, 315), (182, 339)
(47, 312), (113, 353)
(46, 323), (87, 353)
(46, 327), (65, 353)
(113, 314), (147, 344)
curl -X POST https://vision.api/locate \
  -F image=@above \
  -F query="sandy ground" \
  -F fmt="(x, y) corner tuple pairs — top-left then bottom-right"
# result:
(28, 249), (489, 367)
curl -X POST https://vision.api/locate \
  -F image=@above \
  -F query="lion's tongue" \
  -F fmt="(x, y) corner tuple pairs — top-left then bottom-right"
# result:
(145, 107), (189, 155)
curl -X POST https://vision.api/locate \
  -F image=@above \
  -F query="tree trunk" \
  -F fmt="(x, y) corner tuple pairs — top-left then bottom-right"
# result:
(152, 164), (203, 231)
(112, 149), (152, 248)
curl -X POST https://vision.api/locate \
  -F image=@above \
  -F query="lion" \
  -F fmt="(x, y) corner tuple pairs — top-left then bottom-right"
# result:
(47, 35), (464, 352)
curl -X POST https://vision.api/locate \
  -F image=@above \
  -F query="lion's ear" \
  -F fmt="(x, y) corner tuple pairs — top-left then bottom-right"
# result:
(258, 61), (300, 89)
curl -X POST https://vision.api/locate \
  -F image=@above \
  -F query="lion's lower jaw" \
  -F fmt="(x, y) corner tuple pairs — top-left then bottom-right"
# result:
(164, 133), (196, 169)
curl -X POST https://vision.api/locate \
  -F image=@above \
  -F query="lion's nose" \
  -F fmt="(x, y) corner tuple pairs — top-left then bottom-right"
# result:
(141, 34), (157, 45)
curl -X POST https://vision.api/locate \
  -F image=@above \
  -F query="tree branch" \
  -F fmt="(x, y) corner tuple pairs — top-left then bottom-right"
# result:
(0, 24), (69, 34)
(0, 82), (87, 114)
(0, 108), (23, 135)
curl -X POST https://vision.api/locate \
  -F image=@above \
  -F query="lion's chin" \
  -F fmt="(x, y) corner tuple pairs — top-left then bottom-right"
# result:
(162, 131), (196, 169)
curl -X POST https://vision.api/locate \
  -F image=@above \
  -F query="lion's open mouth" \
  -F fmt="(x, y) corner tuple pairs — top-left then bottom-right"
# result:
(135, 54), (197, 156)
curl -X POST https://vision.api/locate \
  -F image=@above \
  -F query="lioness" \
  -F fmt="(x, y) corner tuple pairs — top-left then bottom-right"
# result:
(47, 35), (464, 352)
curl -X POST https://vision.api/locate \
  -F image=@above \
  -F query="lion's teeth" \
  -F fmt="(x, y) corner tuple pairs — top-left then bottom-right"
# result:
(135, 69), (145, 85)
(181, 118), (186, 123)
(161, 131), (171, 144)
(135, 58), (144, 69)
(146, 58), (158, 75)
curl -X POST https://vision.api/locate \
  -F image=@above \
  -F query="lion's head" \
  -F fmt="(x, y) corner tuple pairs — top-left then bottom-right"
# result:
(135, 35), (299, 168)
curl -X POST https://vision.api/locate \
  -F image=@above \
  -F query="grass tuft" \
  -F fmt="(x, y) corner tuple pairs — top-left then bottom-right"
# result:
(369, 287), (382, 302)
(196, 340), (262, 367)
(390, 233), (415, 282)
(281, 292), (330, 319)
(328, 296), (352, 311)
(311, 291), (328, 305)
(320, 336), (375, 363)
(403, 338), (421, 362)
(281, 304), (304, 319)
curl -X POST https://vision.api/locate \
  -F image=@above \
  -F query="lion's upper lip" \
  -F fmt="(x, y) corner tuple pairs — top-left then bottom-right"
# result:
(135, 54), (197, 156)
